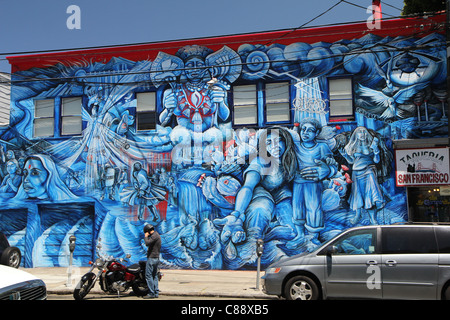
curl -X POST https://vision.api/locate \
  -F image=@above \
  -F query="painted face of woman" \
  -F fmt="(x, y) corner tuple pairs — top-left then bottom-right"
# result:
(356, 128), (368, 141)
(22, 158), (49, 199)
(6, 160), (18, 174)
(266, 132), (286, 159)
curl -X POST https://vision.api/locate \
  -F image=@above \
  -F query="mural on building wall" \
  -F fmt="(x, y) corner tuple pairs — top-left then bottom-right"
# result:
(1, 31), (447, 269)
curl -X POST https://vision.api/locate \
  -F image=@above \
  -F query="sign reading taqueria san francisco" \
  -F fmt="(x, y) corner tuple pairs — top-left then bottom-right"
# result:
(395, 147), (450, 187)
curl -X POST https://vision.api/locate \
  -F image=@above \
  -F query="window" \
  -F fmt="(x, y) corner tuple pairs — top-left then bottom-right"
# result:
(381, 227), (438, 254)
(436, 227), (450, 253)
(407, 187), (450, 223)
(233, 85), (257, 126)
(265, 82), (290, 123)
(233, 83), (291, 127)
(0, 73), (10, 126)
(136, 92), (156, 130)
(61, 97), (82, 136)
(329, 78), (353, 118)
(330, 228), (377, 255)
(34, 99), (54, 137)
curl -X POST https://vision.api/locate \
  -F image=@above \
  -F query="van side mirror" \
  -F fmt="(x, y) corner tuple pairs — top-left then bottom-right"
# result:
(325, 245), (336, 256)
(319, 245), (336, 257)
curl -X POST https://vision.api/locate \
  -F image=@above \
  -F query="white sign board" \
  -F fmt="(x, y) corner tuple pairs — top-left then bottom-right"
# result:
(395, 147), (450, 187)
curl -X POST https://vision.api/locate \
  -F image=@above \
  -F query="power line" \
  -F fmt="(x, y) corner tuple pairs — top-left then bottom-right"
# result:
(0, 11), (444, 90)
(0, 35), (443, 115)
(2, 12), (443, 79)
(0, 11), (420, 61)
(341, 0), (396, 17)
(262, 0), (345, 47)
(382, 1), (403, 12)
(1, 36), (443, 87)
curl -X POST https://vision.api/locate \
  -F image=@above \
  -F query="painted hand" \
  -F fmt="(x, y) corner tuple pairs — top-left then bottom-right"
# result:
(210, 87), (226, 104)
(214, 213), (246, 244)
(163, 89), (177, 110)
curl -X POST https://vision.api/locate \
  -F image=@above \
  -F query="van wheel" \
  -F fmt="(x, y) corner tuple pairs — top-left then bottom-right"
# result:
(444, 284), (450, 300)
(284, 275), (319, 300)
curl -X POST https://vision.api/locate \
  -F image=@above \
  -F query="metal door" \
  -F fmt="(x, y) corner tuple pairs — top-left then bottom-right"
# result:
(325, 227), (382, 299)
(381, 226), (439, 299)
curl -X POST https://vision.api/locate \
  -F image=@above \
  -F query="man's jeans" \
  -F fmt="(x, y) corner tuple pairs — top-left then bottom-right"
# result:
(145, 257), (160, 297)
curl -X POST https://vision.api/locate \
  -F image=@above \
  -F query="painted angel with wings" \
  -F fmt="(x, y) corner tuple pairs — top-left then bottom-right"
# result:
(356, 82), (428, 120)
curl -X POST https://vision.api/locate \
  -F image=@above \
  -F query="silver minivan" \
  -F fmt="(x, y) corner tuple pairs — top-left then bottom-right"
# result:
(262, 224), (450, 300)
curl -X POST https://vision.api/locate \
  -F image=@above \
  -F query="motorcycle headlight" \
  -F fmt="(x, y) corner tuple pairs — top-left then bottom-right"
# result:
(94, 258), (104, 268)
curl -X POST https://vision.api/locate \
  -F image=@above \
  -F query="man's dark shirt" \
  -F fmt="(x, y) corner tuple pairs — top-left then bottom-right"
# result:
(145, 231), (161, 258)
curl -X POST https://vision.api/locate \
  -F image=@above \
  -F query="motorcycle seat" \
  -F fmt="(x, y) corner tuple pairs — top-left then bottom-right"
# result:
(127, 263), (141, 272)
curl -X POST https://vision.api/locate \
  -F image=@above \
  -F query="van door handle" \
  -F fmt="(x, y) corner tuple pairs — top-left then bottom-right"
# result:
(385, 260), (397, 267)
(366, 260), (378, 265)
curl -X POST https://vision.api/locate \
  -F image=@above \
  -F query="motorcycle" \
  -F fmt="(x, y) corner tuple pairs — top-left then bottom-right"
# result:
(73, 240), (159, 300)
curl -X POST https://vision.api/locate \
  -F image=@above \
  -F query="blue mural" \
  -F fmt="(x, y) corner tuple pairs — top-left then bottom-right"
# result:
(1, 31), (447, 269)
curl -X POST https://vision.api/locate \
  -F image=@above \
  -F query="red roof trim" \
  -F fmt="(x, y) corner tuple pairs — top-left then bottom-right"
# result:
(7, 14), (445, 72)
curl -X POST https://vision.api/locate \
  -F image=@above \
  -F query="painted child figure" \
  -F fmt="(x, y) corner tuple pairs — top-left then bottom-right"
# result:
(290, 118), (337, 250)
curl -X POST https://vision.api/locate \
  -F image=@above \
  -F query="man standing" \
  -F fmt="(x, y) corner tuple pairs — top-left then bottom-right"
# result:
(144, 224), (161, 299)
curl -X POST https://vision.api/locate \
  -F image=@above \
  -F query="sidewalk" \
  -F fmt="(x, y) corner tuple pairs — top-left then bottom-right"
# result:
(22, 267), (276, 299)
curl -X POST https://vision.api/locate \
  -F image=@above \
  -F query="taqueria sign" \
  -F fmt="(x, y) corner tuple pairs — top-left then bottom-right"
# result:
(395, 147), (450, 187)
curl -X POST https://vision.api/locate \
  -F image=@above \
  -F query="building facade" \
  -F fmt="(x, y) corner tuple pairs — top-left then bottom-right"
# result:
(3, 13), (449, 269)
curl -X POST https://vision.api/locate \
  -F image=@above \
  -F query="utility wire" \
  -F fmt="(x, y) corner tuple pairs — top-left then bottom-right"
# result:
(262, 0), (345, 47)
(341, 0), (396, 17)
(1, 37), (443, 87)
(0, 10), (420, 61)
(0, 9), (442, 72)
(0, 11), (444, 92)
(381, 1), (403, 12)
(2, 34), (444, 114)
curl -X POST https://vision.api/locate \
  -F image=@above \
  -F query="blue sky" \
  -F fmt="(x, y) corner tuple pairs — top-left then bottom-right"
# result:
(0, 0), (405, 73)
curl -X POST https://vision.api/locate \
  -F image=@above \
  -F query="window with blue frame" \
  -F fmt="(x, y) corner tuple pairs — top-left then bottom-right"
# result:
(328, 77), (354, 120)
(61, 97), (82, 136)
(136, 92), (157, 130)
(232, 82), (291, 127)
(233, 84), (258, 126)
(265, 82), (290, 124)
(34, 99), (55, 138)
(34, 97), (83, 138)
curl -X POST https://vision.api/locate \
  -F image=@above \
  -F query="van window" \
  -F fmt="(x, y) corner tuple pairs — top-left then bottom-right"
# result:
(381, 227), (438, 254)
(435, 227), (450, 253)
(0, 233), (9, 250)
(332, 228), (377, 255)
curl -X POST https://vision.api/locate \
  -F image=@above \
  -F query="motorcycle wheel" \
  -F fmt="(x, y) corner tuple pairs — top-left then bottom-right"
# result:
(73, 277), (94, 300)
(131, 279), (149, 297)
